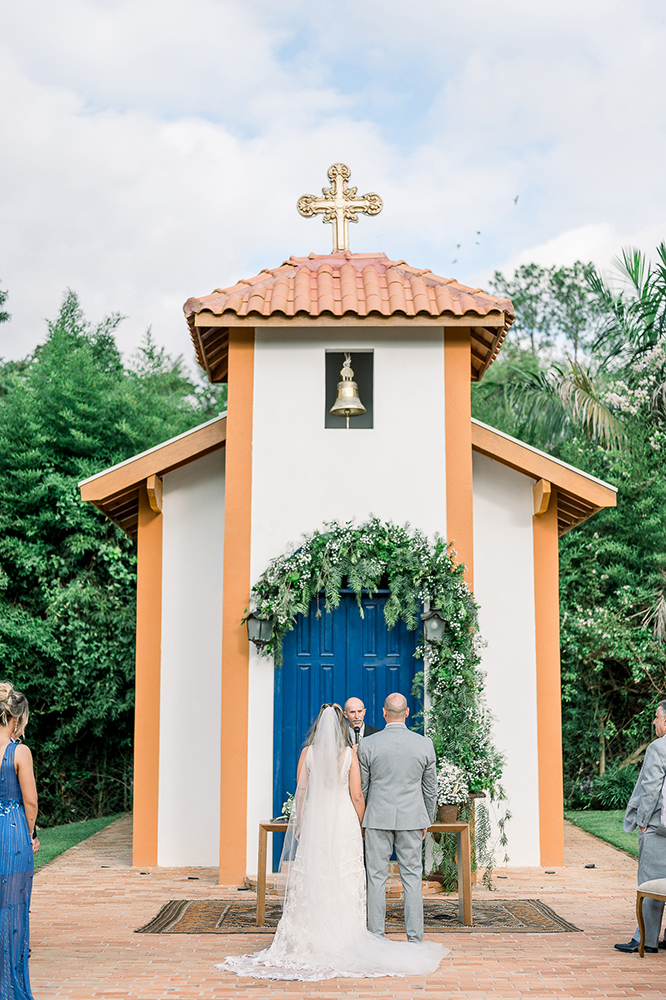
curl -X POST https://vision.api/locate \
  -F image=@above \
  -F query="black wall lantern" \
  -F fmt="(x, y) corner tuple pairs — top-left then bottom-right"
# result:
(245, 612), (274, 649)
(420, 609), (446, 644)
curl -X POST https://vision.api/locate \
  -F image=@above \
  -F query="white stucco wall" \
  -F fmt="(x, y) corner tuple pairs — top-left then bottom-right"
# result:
(472, 452), (540, 866)
(246, 326), (447, 872)
(158, 450), (225, 866)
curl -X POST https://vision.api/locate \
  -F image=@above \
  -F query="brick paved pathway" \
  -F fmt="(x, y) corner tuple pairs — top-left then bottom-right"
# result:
(29, 815), (665, 999)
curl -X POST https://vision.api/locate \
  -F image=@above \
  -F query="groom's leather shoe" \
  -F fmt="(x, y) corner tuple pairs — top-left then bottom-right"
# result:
(614, 941), (658, 953)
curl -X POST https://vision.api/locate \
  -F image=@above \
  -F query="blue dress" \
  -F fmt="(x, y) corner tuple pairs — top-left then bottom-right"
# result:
(0, 742), (35, 1000)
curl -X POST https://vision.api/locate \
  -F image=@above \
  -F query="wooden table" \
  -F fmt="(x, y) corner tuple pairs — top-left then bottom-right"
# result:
(256, 820), (473, 927)
(256, 822), (289, 927)
(428, 821), (473, 926)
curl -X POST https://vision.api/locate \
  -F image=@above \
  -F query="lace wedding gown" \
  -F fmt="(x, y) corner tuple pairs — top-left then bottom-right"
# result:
(219, 710), (447, 981)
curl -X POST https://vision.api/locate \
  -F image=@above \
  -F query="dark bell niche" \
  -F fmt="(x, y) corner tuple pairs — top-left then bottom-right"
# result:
(325, 351), (374, 429)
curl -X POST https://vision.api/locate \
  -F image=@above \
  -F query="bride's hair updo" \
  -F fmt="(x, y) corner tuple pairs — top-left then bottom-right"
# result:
(0, 681), (29, 727)
(305, 703), (351, 748)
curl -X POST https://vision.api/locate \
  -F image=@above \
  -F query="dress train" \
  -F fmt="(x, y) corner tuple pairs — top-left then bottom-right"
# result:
(219, 738), (447, 981)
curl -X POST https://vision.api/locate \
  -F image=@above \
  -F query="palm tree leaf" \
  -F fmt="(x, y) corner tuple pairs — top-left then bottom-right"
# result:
(643, 590), (666, 643)
(611, 247), (648, 294)
(557, 360), (626, 449)
(588, 245), (666, 366)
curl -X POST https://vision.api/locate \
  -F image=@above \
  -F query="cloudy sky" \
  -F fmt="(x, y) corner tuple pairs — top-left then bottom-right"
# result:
(1, 0), (665, 364)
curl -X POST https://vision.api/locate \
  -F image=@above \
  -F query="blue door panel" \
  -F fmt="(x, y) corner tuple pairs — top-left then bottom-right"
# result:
(272, 594), (419, 870)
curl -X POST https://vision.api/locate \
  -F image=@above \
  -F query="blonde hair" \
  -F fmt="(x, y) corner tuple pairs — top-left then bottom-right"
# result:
(305, 703), (351, 748)
(0, 681), (29, 727)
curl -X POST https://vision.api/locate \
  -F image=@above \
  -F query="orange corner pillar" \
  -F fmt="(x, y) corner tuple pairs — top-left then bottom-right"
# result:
(133, 486), (163, 866)
(219, 327), (255, 885)
(533, 490), (565, 866)
(444, 328), (474, 588)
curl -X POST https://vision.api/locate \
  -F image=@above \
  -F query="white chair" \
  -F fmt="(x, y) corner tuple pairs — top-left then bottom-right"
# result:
(636, 878), (666, 956)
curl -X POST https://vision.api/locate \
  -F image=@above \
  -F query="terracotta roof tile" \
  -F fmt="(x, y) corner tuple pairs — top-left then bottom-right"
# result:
(185, 252), (513, 323)
(184, 252), (514, 382)
(361, 265), (382, 313)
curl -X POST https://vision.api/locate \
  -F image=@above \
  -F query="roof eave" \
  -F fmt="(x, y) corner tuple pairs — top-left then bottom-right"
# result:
(79, 414), (227, 538)
(471, 418), (617, 536)
(187, 312), (512, 385)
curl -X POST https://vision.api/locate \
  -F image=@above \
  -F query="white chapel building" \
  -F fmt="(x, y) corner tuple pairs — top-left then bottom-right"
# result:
(79, 170), (616, 884)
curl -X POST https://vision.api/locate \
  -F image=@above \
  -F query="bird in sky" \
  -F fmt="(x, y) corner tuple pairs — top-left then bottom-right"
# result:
(514, 195), (519, 205)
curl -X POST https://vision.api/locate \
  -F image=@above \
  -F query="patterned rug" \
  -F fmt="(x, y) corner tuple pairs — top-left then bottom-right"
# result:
(136, 898), (581, 935)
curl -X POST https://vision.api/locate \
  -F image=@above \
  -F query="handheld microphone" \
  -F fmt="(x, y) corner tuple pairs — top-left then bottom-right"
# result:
(354, 725), (361, 744)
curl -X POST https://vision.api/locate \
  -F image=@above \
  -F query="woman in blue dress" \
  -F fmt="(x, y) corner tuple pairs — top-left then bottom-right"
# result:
(0, 682), (38, 1000)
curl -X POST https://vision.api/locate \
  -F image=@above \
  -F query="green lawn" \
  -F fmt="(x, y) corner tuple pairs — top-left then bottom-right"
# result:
(34, 814), (124, 869)
(565, 809), (639, 858)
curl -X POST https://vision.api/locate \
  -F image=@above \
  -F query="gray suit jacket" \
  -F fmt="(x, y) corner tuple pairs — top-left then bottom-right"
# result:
(624, 734), (666, 832)
(357, 723), (437, 830)
(624, 735), (666, 885)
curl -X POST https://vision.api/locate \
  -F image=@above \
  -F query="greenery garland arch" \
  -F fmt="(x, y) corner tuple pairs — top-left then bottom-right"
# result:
(248, 517), (504, 789)
(248, 517), (509, 884)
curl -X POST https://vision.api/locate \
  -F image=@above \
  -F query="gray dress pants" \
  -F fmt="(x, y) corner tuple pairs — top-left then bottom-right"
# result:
(631, 829), (666, 948)
(365, 828), (424, 942)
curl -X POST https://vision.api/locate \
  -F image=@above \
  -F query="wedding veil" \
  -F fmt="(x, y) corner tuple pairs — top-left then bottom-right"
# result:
(278, 705), (355, 942)
(220, 703), (448, 978)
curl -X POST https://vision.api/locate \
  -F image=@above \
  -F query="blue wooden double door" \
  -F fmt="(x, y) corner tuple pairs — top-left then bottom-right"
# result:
(272, 592), (419, 867)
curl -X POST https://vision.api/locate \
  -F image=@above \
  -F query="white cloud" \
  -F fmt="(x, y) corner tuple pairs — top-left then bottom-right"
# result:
(477, 220), (666, 284)
(0, 0), (665, 364)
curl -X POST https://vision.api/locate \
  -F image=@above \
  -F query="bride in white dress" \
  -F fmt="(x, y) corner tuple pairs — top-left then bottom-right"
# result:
(219, 703), (448, 981)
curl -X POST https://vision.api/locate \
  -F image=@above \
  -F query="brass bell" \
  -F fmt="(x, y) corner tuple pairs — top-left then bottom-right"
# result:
(330, 353), (366, 428)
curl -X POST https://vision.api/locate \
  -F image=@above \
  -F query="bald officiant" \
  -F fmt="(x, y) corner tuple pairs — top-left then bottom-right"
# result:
(344, 697), (381, 746)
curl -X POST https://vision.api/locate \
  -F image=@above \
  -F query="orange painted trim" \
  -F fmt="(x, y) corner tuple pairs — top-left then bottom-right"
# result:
(80, 416), (227, 504)
(194, 313), (508, 329)
(533, 492), (565, 865)
(133, 486), (163, 866)
(444, 328), (474, 587)
(219, 328), (255, 884)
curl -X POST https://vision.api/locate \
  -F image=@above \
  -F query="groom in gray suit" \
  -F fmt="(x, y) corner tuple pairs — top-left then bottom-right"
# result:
(615, 699), (666, 953)
(357, 692), (437, 942)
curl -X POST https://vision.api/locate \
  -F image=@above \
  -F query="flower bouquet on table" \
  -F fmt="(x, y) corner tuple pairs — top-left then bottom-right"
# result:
(271, 792), (294, 824)
(436, 759), (469, 823)
(282, 792), (295, 821)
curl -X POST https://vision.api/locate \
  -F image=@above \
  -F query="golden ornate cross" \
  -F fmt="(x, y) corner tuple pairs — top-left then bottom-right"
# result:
(297, 163), (383, 252)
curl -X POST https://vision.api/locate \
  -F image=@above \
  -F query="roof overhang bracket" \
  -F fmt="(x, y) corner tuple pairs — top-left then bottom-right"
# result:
(146, 474), (163, 514)
(533, 478), (552, 516)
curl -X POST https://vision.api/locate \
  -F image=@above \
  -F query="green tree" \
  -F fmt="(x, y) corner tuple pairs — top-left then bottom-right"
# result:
(473, 358), (623, 453)
(0, 290), (224, 823)
(557, 425), (666, 802)
(490, 260), (601, 361)
(477, 245), (666, 806)
(489, 264), (553, 354)
(549, 262), (601, 361)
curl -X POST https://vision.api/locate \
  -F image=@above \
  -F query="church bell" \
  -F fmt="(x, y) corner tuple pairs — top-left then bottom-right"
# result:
(330, 353), (366, 428)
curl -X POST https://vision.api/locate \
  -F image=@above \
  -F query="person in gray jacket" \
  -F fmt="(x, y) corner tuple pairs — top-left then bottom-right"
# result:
(357, 692), (437, 943)
(615, 699), (666, 953)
